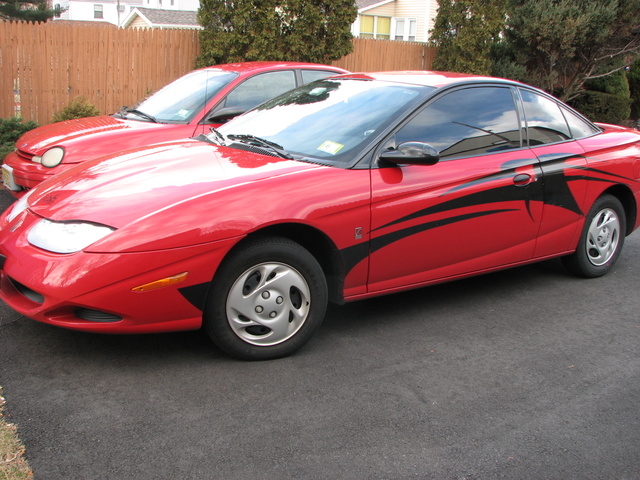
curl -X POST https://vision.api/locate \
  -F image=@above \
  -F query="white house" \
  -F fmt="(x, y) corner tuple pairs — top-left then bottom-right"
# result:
(53, 0), (439, 35)
(53, 0), (198, 27)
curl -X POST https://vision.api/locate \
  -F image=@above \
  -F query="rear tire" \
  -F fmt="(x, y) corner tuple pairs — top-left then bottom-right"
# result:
(562, 194), (626, 278)
(204, 236), (328, 360)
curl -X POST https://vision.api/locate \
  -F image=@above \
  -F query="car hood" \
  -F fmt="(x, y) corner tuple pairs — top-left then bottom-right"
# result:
(16, 115), (190, 163)
(27, 139), (323, 237)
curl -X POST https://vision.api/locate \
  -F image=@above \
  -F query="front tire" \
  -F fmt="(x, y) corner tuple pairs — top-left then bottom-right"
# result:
(204, 236), (328, 360)
(562, 194), (626, 278)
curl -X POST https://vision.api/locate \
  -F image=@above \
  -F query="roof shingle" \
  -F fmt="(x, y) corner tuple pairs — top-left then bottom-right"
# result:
(134, 7), (199, 27)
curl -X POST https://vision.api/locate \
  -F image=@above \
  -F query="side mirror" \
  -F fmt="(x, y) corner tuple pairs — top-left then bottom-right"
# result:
(205, 106), (246, 124)
(379, 142), (440, 166)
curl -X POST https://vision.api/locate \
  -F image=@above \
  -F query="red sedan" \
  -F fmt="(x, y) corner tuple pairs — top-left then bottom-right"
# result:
(0, 72), (639, 360)
(2, 61), (347, 196)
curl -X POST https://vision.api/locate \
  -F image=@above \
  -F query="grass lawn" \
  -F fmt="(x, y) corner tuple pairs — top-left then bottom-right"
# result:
(0, 388), (32, 480)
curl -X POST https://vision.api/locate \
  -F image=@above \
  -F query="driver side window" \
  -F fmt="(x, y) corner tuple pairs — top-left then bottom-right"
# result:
(394, 87), (522, 160)
(223, 71), (297, 111)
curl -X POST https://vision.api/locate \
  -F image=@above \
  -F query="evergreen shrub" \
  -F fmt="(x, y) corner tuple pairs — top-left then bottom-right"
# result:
(570, 91), (631, 125)
(52, 97), (100, 123)
(0, 117), (38, 163)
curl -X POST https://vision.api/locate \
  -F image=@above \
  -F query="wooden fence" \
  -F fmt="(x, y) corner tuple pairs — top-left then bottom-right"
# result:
(333, 37), (436, 72)
(0, 21), (436, 126)
(0, 21), (200, 125)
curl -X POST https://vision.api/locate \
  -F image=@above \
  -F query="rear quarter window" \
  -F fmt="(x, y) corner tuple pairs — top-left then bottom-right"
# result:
(561, 106), (600, 138)
(520, 89), (571, 145)
(301, 70), (341, 84)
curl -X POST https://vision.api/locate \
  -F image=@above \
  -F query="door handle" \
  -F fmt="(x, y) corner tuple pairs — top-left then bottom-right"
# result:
(513, 173), (533, 186)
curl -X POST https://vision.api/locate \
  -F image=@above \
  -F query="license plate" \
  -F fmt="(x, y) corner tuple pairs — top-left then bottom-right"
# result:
(2, 164), (21, 191)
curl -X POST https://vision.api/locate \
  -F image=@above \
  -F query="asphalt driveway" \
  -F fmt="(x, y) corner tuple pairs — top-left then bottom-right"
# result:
(1, 189), (639, 479)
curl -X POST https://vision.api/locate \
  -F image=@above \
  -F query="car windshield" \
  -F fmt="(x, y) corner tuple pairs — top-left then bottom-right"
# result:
(216, 78), (431, 164)
(131, 70), (239, 124)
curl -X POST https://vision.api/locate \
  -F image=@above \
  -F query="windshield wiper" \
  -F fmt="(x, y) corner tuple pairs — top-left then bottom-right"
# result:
(125, 108), (158, 123)
(226, 134), (293, 159)
(115, 105), (128, 119)
(208, 127), (226, 146)
(193, 133), (217, 146)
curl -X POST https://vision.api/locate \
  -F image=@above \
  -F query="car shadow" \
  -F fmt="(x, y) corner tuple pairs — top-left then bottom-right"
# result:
(319, 257), (570, 336)
(1, 256), (574, 364)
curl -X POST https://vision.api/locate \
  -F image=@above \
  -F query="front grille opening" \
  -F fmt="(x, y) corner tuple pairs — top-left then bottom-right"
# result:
(17, 149), (34, 161)
(75, 308), (122, 323)
(9, 277), (44, 304)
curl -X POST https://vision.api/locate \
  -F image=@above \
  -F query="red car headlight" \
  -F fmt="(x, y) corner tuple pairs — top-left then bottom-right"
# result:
(28, 218), (115, 254)
(33, 147), (65, 168)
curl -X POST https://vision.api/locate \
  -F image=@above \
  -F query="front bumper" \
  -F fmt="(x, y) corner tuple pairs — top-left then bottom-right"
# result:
(2, 150), (74, 197)
(0, 210), (238, 334)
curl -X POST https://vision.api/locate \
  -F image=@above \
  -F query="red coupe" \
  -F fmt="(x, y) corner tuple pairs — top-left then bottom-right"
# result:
(2, 62), (347, 196)
(1, 72), (639, 360)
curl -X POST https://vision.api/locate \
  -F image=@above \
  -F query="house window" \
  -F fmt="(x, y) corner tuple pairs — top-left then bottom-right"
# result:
(94, 4), (103, 18)
(394, 18), (417, 41)
(359, 15), (391, 40)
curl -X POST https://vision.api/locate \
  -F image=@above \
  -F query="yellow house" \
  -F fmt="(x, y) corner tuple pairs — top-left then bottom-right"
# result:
(352, 0), (438, 42)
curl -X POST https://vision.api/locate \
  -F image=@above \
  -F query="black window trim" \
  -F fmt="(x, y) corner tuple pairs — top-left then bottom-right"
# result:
(372, 82), (531, 167)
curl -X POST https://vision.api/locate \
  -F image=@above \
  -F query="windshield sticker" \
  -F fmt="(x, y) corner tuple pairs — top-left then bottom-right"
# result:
(317, 140), (344, 155)
(176, 109), (190, 119)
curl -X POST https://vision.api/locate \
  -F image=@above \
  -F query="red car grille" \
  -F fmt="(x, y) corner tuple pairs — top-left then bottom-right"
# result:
(17, 149), (35, 161)
(8, 276), (44, 304)
(75, 308), (123, 323)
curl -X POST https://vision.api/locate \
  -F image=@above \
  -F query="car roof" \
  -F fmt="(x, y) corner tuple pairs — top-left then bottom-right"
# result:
(200, 61), (349, 75)
(339, 71), (520, 89)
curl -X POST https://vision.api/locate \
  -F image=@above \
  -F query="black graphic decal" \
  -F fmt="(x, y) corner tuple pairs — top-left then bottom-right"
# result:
(445, 157), (540, 194)
(537, 154), (636, 215)
(339, 152), (638, 280)
(538, 158), (583, 216)
(374, 183), (540, 232)
(570, 164), (635, 183)
(179, 282), (211, 312)
(376, 157), (544, 232)
(341, 209), (515, 274)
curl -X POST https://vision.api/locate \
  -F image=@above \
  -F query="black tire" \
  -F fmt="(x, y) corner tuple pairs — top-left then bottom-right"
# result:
(204, 236), (328, 360)
(562, 194), (626, 278)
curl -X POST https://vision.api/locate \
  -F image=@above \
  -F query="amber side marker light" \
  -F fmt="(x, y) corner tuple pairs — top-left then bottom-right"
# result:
(132, 272), (189, 292)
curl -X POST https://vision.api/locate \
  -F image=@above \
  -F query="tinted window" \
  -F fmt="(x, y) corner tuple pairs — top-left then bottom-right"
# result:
(224, 71), (297, 111)
(561, 106), (600, 138)
(301, 70), (341, 84)
(520, 90), (571, 145)
(395, 87), (521, 159)
(135, 70), (238, 123)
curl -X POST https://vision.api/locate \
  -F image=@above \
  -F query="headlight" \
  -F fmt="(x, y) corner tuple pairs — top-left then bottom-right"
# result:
(6, 188), (34, 222)
(32, 147), (65, 168)
(28, 219), (115, 253)
(42, 147), (65, 168)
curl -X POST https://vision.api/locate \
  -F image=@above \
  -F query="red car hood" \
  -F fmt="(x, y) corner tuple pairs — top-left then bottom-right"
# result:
(16, 115), (194, 163)
(28, 139), (322, 230)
